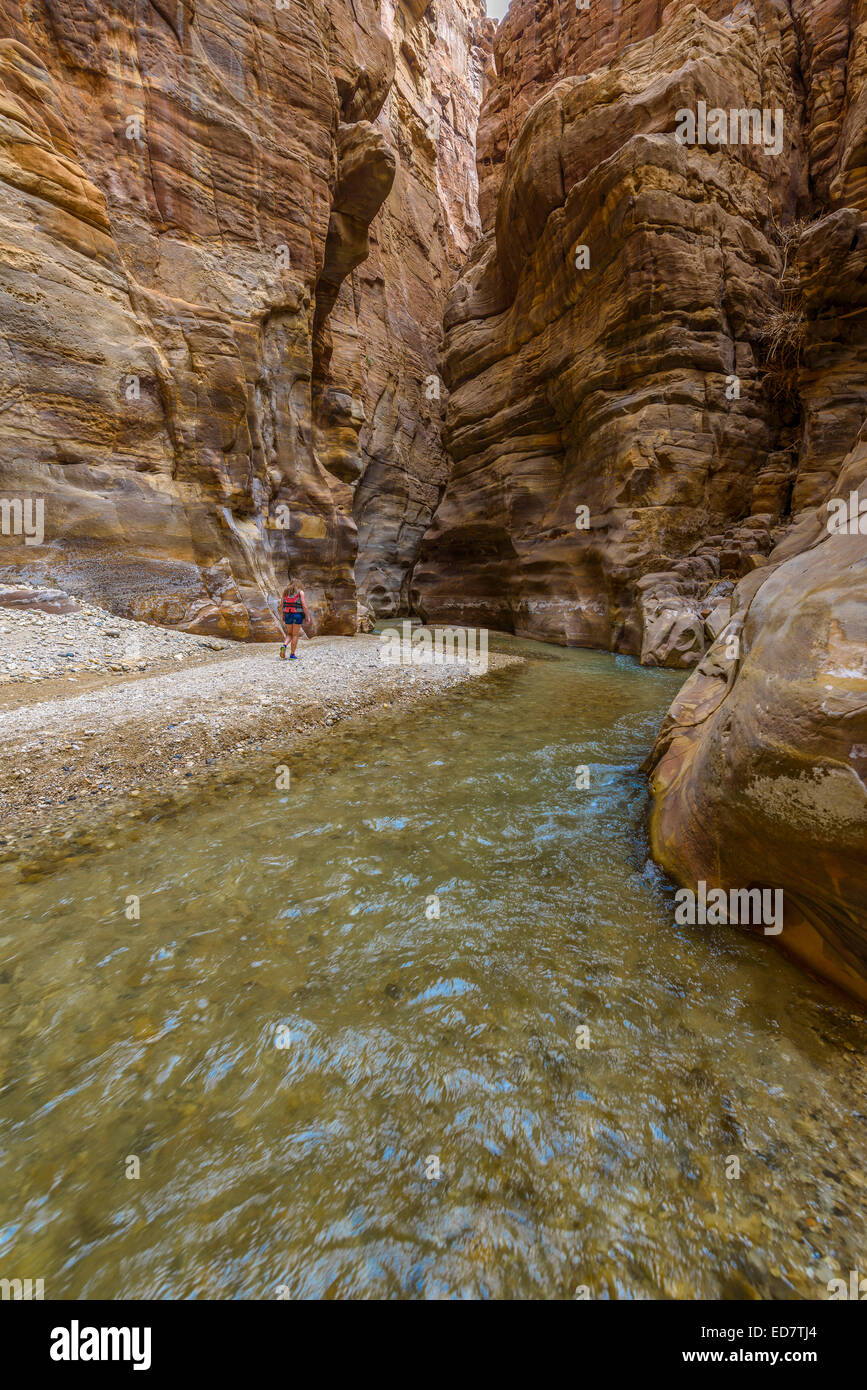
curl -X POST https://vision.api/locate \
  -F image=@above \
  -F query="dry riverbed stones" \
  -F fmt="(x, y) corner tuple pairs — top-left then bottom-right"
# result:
(0, 582), (229, 686)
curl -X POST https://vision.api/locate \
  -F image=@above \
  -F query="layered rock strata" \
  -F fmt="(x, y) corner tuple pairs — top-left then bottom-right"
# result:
(349, 0), (493, 618)
(414, 0), (864, 667)
(413, 0), (867, 998)
(646, 224), (867, 1002)
(0, 0), (489, 637)
(0, 0), (396, 635)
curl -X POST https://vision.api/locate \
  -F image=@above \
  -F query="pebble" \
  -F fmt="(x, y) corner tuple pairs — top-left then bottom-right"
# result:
(0, 582), (229, 686)
(0, 634), (518, 859)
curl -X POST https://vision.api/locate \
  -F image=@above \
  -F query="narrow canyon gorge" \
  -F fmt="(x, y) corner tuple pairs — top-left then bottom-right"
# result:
(0, 1), (864, 999)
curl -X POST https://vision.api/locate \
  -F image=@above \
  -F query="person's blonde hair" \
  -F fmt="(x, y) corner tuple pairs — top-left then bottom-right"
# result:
(283, 577), (300, 596)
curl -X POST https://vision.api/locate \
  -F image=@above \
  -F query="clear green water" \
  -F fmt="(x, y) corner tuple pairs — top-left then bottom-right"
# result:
(0, 638), (864, 1299)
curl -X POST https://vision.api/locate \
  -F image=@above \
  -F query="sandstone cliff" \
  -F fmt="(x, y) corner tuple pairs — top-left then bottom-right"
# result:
(414, 0), (864, 663)
(646, 225), (867, 1002)
(338, 0), (492, 619)
(1, 1), (864, 1000)
(413, 0), (867, 999)
(0, 0), (487, 637)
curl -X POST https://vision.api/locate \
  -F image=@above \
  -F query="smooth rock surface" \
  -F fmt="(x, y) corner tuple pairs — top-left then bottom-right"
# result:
(646, 431), (867, 1002)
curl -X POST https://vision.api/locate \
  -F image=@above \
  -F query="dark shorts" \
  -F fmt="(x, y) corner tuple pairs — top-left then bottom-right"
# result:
(284, 612), (304, 626)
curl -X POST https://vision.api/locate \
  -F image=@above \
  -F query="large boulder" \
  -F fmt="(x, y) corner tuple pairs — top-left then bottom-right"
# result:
(646, 432), (867, 1001)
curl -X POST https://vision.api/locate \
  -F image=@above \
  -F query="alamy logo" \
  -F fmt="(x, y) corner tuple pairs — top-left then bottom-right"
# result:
(826, 491), (867, 534)
(0, 497), (44, 546)
(50, 1321), (152, 1371)
(675, 100), (784, 156)
(379, 621), (489, 673)
(674, 881), (783, 935)
(827, 1270), (867, 1299)
(0, 1277), (43, 1299)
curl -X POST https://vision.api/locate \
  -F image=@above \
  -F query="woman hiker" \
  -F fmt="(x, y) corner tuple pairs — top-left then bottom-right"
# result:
(280, 578), (312, 659)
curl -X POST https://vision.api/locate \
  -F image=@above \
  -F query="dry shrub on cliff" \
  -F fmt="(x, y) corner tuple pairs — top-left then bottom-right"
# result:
(756, 307), (806, 369)
(774, 215), (811, 277)
(756, 211), (812, 406)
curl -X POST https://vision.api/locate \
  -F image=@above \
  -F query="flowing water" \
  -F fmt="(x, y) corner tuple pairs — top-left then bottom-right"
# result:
(0, 638), (864, 1300)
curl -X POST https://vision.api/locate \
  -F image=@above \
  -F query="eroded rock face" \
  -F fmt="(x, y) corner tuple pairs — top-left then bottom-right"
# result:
(645, 130), (867, 1001)
(349, 0), (493, 618)
(0, 0), (399, 637)
(414, 0), (865, 666)
(0, 586), (80, 615)
(410, 0), (867, 998)
(646, 432), (867, 1002)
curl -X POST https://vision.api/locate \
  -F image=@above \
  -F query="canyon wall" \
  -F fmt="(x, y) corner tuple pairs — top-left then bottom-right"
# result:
(414, 0), (864, 662)
(345, 0), (492, 618)
(646, 227), (867, 1003)
(415, 0), (867, 998)
(0, 0), (488, 637)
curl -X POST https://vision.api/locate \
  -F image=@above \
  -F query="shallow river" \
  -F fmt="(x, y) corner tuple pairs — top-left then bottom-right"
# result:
(1, 638), (864, 1298)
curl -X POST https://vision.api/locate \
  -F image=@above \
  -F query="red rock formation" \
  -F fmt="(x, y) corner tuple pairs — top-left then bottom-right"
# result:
(350, 0), (494, 617)
(414, 0), (864, 665)
(411, 0), (866, 998)
(0, 0), (399, 637)
(0, 0), (493, 636)
(646, 209), (867, 1002)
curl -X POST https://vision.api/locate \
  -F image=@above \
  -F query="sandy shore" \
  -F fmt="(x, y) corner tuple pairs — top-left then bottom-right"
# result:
(0, 633), (518, 870)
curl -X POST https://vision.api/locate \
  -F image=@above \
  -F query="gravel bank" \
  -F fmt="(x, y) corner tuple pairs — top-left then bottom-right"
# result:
(0, 583), (230, 692)
(0, 632), (518, 870)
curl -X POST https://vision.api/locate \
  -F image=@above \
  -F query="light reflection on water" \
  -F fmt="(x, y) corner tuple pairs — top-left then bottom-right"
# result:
(0, 638), (864, 1299)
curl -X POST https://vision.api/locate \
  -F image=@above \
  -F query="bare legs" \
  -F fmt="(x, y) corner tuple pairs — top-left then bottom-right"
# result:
(289, 623), (302, 656)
